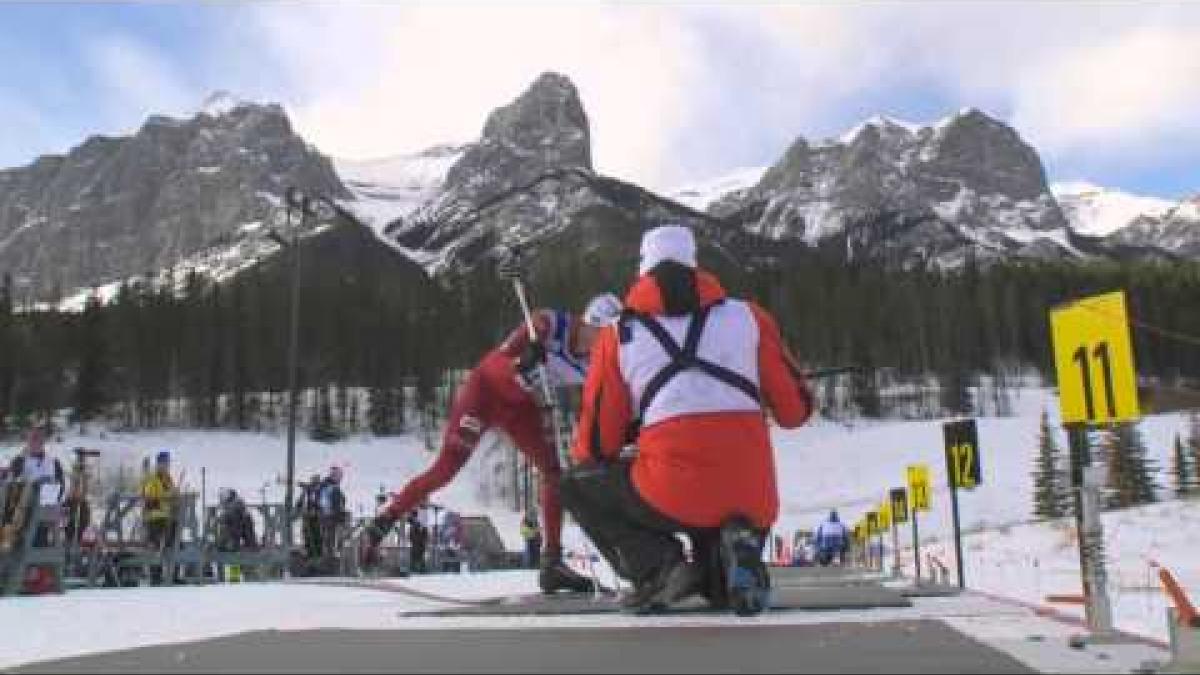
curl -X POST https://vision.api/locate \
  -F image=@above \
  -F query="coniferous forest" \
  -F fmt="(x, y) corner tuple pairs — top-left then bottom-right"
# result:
(3, 218), (1200, 438)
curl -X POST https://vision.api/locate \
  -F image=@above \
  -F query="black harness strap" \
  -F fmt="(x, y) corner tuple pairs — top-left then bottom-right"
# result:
(626, 301), (760, 436)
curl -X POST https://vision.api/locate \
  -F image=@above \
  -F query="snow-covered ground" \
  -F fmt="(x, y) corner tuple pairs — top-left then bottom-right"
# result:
(766, 387), (1197, 643)
(921, 499), (1200, 644)
(3, 387), (1196, 646)
(0, 572), (1168, 672)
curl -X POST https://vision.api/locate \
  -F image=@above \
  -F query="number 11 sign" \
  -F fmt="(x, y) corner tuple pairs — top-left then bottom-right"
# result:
(1050, 290), (1140, 426)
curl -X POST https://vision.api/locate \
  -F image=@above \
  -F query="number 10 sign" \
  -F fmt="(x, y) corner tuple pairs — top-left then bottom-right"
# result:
(1050, 290), (1140, 426)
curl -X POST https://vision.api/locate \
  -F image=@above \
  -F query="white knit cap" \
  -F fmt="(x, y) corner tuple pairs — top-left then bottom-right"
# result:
(583, 293), (623, 327)
(638, 225), (697, 276)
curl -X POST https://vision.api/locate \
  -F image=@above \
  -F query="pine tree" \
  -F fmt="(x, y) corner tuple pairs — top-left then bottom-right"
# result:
(1188, 413), (1200, 494)
(1103, 422), (1160, 510)
(71, 294), (110, 433)
(1171, 433), (1193, 498)
(1032, 410), (1071, 518)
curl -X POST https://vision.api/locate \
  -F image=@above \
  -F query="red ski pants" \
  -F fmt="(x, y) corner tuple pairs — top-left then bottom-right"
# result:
(384, 367), (563, 556)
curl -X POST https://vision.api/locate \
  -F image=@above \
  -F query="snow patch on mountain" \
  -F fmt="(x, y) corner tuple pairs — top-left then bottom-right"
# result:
(1175, 195), (1200, 222)
(335, 145), (468, 230)
(1052, 181), (1175, 237)
(836, 114), (922, 145)
(668, 166), (767, 211)
(198, 91), (248, 118)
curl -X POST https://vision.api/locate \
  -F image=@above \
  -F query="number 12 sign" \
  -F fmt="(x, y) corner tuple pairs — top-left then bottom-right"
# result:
(1050, 290), (1140, 425)
(943, 418), (982, 490)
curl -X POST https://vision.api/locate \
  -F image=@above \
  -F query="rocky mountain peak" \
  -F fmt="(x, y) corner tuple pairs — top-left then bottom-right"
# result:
(922, 108), (1048, 203)
(443, 71), (591, 196)
(710, 107), (1067, 261)
(398, 73), (596, 254)
(0, 99), (345, 298)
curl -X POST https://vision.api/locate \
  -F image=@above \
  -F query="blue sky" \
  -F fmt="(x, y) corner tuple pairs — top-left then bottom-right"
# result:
(1, 2), (1197, 199)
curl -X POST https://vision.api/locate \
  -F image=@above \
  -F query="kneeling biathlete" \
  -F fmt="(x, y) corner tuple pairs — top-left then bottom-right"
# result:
(562, 225), (814, 614)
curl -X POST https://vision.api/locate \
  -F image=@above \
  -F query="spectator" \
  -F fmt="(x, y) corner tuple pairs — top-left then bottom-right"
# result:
(814, 511), (849, 567)
(317, 466), (347, 563)
(7, 428), (66, 503)
(2, 428), (67, 552)
(216, 489), (257, 552)
(140, 451), (177, 585)
(521, 511), (543, 569)
(297, 474), (323, 560)
(407, 511), (428, 574)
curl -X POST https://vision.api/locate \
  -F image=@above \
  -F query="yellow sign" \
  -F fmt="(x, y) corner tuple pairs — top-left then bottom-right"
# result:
(879, 501), (892, 530)
(907, 464), (932, 511)
(890, 488), (909, 524)
(1050, 290), (1140, 425)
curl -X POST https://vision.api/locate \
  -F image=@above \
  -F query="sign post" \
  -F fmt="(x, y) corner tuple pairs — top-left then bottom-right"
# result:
(890, 487), (909, 578)
(1050, 290), (1140, 637)
(866, 511), (880, 571)
(879, 500), (893, 576)
(943, 418), (982, 589)
(907, 464), (931, 584)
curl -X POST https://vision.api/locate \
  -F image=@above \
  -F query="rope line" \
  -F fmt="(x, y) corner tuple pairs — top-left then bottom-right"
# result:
(1072, 300), (1200, 350)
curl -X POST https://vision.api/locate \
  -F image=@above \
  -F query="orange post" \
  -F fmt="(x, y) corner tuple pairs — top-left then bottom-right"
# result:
(1046, 594), (1086, 605)
(1159, 567), (1200, 628)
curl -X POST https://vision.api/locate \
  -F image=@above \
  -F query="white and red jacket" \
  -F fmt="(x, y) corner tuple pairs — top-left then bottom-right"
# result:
(571, 270), (813, 529)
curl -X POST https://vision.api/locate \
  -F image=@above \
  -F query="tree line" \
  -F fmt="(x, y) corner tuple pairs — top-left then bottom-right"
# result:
(3, 239), (1200, 439)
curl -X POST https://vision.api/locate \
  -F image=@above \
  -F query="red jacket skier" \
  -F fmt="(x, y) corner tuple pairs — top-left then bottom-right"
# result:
(562, 225), (813, 614)
(361, 291), (623, 593)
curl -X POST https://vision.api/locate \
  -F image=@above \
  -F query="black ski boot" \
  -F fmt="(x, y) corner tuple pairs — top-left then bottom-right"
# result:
(720, 516), (771, 617)
(618, 550), (698, 615)
(640, 561), (703, 614)
(539, 554), (602, 595)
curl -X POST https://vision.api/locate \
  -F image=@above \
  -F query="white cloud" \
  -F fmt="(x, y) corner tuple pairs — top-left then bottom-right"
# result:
(16, 3), (1196, 192)
(85, 34), (194, 127)
(1009, 26), (1200, 157)
(242, 3), (705, 188)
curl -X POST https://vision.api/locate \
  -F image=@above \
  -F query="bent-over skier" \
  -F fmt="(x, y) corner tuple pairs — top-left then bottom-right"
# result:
(359, 291), (623, 594)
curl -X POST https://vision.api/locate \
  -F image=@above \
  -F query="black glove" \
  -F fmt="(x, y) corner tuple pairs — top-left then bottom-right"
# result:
(516, 341), (547, 377)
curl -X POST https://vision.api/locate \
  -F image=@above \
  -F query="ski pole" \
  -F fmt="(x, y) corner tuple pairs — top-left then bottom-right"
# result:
(510, 276), (570, 467)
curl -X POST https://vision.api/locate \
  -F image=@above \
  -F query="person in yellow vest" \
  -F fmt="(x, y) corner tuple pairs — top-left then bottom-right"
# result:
(520, 511), (543, 569)
(141, 451), (177, 559)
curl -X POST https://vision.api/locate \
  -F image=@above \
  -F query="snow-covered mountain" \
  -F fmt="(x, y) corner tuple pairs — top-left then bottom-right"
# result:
(0, 94), (347, 299)
(6, 74), (1199, 306)
(708, 109), (1076, 267)
(1052, 181), (1175, 237)
(1107, 195), (1200, 256)
(379, 72), (756, 278)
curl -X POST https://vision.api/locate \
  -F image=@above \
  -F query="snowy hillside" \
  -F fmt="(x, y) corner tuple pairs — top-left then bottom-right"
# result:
(1052, 181), (1174, 237)
(335, 144), (467, 230)
(12, 386), (1196, 641)
(770, 388), (1189, 537)
(668, 166), (767, 211)
(923, 499), (1200, 643)
(766, 387), (1197, 643)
